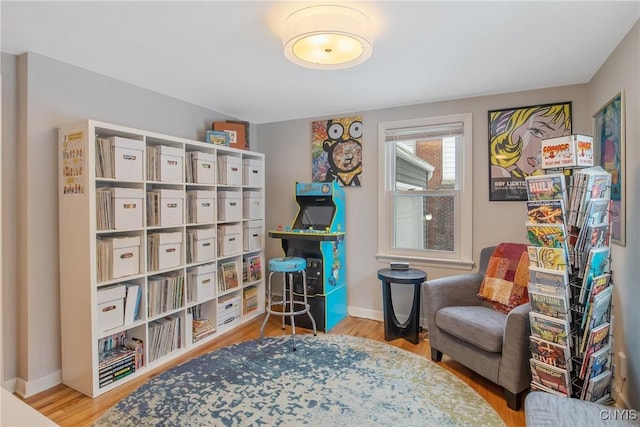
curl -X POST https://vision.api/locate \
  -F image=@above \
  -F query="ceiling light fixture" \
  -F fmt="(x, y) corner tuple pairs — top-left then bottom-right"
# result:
(283, 5), (373, 70)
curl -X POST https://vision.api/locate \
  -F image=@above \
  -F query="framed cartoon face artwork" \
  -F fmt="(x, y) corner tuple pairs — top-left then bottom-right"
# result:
(312, 116), (363, 186)
(488, 102), (572, 201)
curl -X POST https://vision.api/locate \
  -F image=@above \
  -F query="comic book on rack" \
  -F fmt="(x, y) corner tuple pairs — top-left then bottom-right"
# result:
(525, 223), (567, 248)
(530, 358), (571, 396)
(526, 199), (566, 225)
(578, 247), (610, 304)
(529, 288), (569, 320)
(579, 344), (612, 400)
(575, 221), (610, 273)
(582, 369), (612, 403)
(528, 266), (569, 289)
(575, 167), (612, 228)
(529, 335), (571, 370)
(581, 273), (611, 328)
(580, 286), (613, 352)
(527, 246), (569, 272)
(525, 173), (568, 207)
(579, 322), (610, 379)
(529, 311), (570, 346)
(525, 223), (569, 265)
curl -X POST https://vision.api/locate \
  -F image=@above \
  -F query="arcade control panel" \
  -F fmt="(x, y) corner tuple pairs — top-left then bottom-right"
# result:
(268, 226), (345, 241)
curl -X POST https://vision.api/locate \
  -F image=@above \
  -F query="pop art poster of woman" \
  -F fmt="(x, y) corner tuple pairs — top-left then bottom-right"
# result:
(488, 102), (572, 201)
(312, 116), (363, 186)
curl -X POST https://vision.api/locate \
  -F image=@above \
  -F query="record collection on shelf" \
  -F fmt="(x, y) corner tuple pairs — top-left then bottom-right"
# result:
(524, 160), (615, 403)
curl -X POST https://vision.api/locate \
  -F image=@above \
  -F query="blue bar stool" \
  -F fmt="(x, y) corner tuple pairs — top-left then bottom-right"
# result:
(260, 256), (317, 350)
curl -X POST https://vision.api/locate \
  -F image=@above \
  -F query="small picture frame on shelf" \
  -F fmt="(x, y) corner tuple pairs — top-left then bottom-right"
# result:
(205, 130), (229, 146)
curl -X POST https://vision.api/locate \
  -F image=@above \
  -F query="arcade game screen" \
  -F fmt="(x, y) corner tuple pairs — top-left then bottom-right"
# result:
(296, 203), (336, 230)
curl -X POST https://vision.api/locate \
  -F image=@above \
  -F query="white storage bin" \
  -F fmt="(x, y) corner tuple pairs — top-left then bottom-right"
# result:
(217, 295), (241, 326)
(111, 137), (144, 181)
(243, 220), (263, 252)
(148, 189), (184, 226)
(97, 284), (126, 332)
(151, 232), (183, 270)
(189, 263), (216, 303)
(158, 145), (184, 183)
(218, 224), (241, 256)
(111, 236), (141, 279)
(189, 152), (216, 184)
(218, 191), (242, 221)
(112, 187), (144, 230)
(218, 155), (242, 186)
(242, 158), (264, 187)
(189, 228), (216, 263)
(242, 191), (263, 219)
(187, 190), (216, 224)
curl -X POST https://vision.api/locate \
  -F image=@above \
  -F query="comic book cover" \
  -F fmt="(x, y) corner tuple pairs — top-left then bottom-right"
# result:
(529, 311), (570, 346)
(580, 286), (613, 350)
(583, 370), (612, 403)
(525, 173), (568, 206)
(529, 336), (571, 370)
(580, 344), (611, 399)
(579, 247), (610, 304)
(529, 266), (569, 289)
(579, 322), (610, 378)
(526, 199), (566, 224)
(530, 358), (571, 396)
(529, 289), (569, 319)
(581, 273), (611, 327)
(525, 223), (567, 248)
(527, 246), (569, 272)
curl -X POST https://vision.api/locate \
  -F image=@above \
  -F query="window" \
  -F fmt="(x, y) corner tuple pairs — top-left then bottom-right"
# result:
(377, 114), (473, 269)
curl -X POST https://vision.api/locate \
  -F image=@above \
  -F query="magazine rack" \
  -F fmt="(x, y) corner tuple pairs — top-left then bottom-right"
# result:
(524, 163), (615, 404)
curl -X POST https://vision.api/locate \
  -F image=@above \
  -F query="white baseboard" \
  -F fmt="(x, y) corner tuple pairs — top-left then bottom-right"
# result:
(14, 370), (62, 399)
(348, 307), (428, 329)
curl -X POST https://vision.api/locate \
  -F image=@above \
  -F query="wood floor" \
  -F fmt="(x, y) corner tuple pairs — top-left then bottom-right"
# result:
(20, 316), (526, 426)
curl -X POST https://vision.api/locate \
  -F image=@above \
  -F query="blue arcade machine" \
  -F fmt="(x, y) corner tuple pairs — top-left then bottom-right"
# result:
(269, 181), (346, 331)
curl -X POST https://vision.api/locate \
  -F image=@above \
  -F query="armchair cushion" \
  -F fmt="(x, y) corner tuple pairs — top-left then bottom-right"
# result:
(436, 306), (506, 352)
(477, 243), (530, 313)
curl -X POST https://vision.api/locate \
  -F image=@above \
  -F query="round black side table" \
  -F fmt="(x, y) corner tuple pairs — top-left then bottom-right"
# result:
(377, 268), (427, 345)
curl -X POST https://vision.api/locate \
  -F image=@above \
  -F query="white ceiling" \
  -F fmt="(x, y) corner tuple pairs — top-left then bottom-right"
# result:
(2, 1), (639, 124)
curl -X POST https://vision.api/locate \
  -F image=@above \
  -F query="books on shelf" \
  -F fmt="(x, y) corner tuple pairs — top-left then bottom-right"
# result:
(147, 272), (184, 318)
(124, 284), (141, 324)
(246, 255), (262, 282)
(219, 261), (239, 292)
(243, 286), (258, 314)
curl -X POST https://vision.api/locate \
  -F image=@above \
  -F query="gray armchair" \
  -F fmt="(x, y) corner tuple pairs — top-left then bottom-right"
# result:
(423, 246), (531, 410)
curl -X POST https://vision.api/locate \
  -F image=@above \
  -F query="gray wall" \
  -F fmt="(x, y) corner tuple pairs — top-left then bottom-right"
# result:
(1, 52), (235, 392)
(588, 20), (639, 410)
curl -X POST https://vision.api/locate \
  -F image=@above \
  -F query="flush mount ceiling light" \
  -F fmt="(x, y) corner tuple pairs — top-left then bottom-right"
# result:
(283, 5), (373, 70)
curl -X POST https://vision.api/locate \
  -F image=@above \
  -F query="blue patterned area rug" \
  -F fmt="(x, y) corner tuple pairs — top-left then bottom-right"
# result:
(94, 334), (505, 426)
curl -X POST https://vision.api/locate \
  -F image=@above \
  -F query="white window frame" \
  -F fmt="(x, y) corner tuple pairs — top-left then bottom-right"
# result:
(376, 113), (474, 270)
